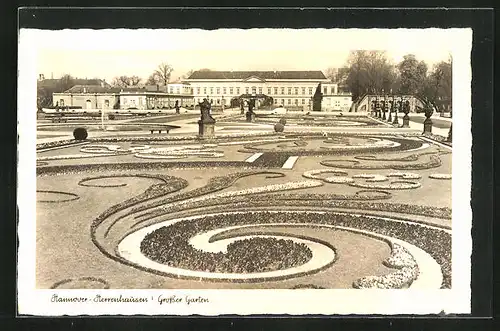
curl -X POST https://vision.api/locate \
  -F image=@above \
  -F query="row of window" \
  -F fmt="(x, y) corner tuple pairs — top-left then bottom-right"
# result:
(195, 98), (314, 106)
(194, 86), (337, 96)
(168, 87), (192, 94)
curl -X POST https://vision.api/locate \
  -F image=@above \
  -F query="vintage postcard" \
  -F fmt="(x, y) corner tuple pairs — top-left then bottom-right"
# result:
(18, 27), (471, 316)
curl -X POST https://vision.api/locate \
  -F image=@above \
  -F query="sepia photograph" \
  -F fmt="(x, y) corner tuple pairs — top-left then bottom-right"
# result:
(17, 27), (472, 316)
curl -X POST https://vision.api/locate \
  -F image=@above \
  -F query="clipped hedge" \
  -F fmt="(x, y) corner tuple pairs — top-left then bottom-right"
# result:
(73, 127), (88, 140)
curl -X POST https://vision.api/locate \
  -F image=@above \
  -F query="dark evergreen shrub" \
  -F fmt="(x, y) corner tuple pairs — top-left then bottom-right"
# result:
(274, 123), (285, 133)
(73, 127), (88, 140)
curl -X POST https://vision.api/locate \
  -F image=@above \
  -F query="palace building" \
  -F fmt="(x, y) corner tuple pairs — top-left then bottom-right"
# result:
(185, 70), (352, 112)
(48, 70), (352, 112)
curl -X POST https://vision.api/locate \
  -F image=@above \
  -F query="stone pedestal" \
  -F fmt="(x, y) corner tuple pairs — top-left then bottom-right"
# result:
(423, 118), (433, 133)
(246, 111), (255, 122)
(402, 114), (410, 128)
(198, 120), (215, 138)
(392, 113), (399, 125)
(313, 101), (321, 111)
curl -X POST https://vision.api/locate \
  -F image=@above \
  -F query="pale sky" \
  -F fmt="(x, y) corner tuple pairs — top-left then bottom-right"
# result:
(33, 29), (455, 82)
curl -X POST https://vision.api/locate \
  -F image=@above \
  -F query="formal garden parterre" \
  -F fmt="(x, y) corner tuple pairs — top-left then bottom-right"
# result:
(35, 113), (452, 290)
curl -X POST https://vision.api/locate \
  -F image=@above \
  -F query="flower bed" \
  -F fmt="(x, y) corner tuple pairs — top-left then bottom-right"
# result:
(429, 174), (452, 180)
(303, 169), (349, 179)
(87, 174), (189, 233)
(50, 277), (110, 289)
(241, 136), (422, 156)
(423, 132), (452, 147)
(387, 172), (422, 180)
(349, 180), (421, 190)
(36, 139), (89, 151)
(290, 284), (325, 289)
(352, 174), (388, 182)
(140, 230), (313, 273)
(89, 131), (279, 144)
(151, 180), (324, 215)
(321, 154), (442, 170)
(37, 153), (116, 161)
(119, 211), (451, 288)
(353, 244), (418, 289)
(37, 190), (80, 203)
(36, 161), (261, 177)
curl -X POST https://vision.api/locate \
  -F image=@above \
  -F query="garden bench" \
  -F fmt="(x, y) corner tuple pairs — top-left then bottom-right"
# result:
(149, 127), (170, 134)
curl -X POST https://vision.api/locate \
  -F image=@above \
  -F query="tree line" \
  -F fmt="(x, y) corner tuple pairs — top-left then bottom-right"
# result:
(325, 51), (452, 113)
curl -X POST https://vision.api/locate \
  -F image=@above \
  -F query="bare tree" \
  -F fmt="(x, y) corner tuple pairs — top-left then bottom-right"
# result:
(128, 75), (142, 86)
(58, 74), (75, 92)
(324, 67), (338, 82)
(182, 69), (195, 79)
(154, 62), (174, 85)
(112, 76), (131, 88)
(146, 73), (161, 85)
(111, 75), (142, 87)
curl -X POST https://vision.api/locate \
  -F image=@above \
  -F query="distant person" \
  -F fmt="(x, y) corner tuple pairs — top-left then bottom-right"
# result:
(175, 100), (180, 114)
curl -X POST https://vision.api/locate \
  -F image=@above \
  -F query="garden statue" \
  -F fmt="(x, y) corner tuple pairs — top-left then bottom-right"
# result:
(387, 99), (393, 122)
(246, 98), (256, 122)
(312, 83), (323, 111)
(175, 100), (180, 114)
(402, 99), (410, 128)
(371, 100), (377, 117)
(382, 100), (387, 120)
(198, 98), (216, 138)
(199, 98), (215, 123)
(422, 100), (434, 133)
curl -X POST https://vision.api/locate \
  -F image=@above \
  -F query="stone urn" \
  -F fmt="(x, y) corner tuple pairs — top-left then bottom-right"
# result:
(402, 101), (410, 128)
(423, 105), (434, 133)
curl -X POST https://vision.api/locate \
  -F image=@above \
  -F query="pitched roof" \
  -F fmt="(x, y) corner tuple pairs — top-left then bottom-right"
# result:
(187, 71), (327, 80)
(63, 85), (121, 93)
(38, 78), (110, 92)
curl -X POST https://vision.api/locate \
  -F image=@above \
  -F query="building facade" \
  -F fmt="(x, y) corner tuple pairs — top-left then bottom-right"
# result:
(52, 83), (194, 111)
(52, 85), (121, 110)
(50, 71), (353, 112)
(185, 71), (352, 111)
